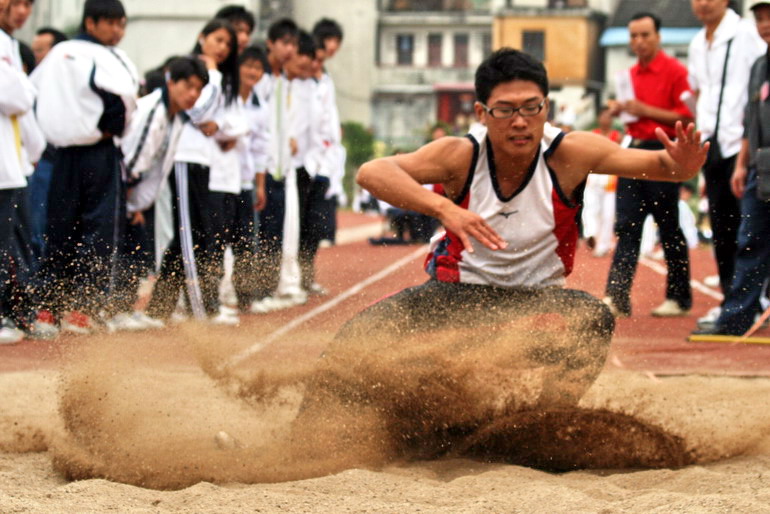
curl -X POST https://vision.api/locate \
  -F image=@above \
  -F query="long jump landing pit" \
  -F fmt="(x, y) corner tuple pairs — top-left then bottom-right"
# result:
(1, 213), (769, 512)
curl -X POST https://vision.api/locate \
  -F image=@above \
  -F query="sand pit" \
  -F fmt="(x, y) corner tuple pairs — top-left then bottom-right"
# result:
(1, 320), (770, 512)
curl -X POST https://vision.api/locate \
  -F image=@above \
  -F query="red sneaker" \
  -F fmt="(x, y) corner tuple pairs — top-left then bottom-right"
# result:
(61, 311), (95, 335)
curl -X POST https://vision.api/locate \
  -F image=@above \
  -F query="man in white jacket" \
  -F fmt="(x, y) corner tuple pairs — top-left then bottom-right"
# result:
(0, 0), (39, 344)
(106, 56), (208, 332)
(29, 0), (138, 336)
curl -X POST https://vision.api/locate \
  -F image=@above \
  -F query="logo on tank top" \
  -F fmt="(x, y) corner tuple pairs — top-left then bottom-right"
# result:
(498, 210), (519, 219)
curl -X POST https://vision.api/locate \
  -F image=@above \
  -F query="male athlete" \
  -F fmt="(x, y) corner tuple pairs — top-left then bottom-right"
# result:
(286, 48), (708, 468)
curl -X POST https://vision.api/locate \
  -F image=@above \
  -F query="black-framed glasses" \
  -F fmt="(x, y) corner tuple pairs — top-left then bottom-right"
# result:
(480, 99), (546, 119)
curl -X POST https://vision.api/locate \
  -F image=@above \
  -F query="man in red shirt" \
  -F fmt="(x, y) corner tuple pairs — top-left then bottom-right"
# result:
(603, 11), (694, 318)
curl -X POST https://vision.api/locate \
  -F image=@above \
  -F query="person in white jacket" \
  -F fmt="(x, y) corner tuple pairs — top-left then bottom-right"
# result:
(105, 56), (209, 332)
(226, 45), (269, 312)
(145, 18), (241, 325)
(0, 0), (39, 344)
(27, 0), (137, 336)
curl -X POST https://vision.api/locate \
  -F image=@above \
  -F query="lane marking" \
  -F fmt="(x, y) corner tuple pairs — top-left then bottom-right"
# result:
(225, 246), (427, 369)
(639, 256), (724, 302)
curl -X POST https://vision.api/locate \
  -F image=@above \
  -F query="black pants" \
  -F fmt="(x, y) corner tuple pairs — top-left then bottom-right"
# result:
(254, 174), (285, 300)
(32, 140), (124, 318)
(326, 279), (614, 407)
(298, 171), (331, 289)
(703, 152), (740, 297)
(110, 208), (155, 315)
(225, 189), (259, 309)
(605, 140), (691, 313)
(146, 163), (223, 319)
(0, 188), (34, 326)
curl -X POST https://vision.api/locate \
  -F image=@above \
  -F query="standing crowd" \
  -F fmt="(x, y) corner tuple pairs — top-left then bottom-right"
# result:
(0, 0), (347, 343)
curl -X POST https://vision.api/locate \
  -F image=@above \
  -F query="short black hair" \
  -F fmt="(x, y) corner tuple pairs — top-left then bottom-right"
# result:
(267, 18), (299, 43)
(214, 5), (255, 33)
(239, 45), (269, 71)
(80, 0), (126, 32)
(297, 30), (316, 59)
(475, 48), (549, 104)
(168, 56), (210, 85)
(36, 27), (69, 46)
(18, 41), (35, 74)
(312, 18), (343, 49)
(630, 11), (662, 32)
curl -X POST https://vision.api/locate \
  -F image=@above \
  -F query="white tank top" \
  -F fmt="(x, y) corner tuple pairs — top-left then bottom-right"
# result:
(425, 123), (582, 289)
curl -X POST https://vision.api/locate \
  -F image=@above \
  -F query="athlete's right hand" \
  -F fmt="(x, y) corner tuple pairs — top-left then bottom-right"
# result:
(438, 203), (507, 253)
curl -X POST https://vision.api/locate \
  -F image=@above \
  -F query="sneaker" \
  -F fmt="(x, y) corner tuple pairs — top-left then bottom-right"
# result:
(704, 275), (720, 288)
(170, 311), (190, 325)
(105, 312), (148, 333)
(210, 308), (240, 326)
(61, 311), (96, 335)
(132, 311), (165, 329)
(697, 306), (722, 330)
(602, 297), (631, 318)
(308, 282), (328, 296)
(249, 293), (306, 314)
(651, 299), (690, 317)
(219, 305), (239, 317)
(0, 318), (24, 345)
(27, 310), (59, 340)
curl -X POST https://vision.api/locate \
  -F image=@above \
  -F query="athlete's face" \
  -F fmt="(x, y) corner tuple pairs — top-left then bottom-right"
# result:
(755, 5), (770, 44)
(475, 79), (549, 162)
(267, 35), (298, 67)
(1, 0), (32, 33)
(239, 58), (264, 90)
(230, 20), (252, 54)
(168, 75), (205, 113)
(691, 0), (729, 26)
(201, 28), (233, 65)
(86, 16), (126, 46)
(628, 16), (660, 63)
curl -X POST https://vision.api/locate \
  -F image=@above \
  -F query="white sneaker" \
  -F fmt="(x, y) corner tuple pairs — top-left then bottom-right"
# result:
(697, 306), (722, 329)
(132, 311), (165, 329)
(105, 312), (149, 333)
(308, 282), (328, 296)
(602, 297), (630, 318)
(0, 319), (24, 345)
(651, 299), (690, 317)
(170, 311), (189, 325)
(249, 294), (305, 314)
(219, 305), (240, 317)
(210, 311), (240, 326)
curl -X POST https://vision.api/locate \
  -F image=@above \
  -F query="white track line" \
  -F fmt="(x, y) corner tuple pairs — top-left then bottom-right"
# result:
(639, 256), (724, 302)
(225, 245), (427, 369)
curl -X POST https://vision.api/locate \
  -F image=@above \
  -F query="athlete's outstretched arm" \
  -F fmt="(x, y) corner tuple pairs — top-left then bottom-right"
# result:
(558, 121), (707, 184)
(357, 137), (507, 253)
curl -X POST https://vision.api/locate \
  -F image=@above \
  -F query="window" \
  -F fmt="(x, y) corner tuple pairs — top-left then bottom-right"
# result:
(428, 33), (443, 67)
(548, 0), (587, 6)
(396, 34), (414, 66)
(454, 33), (469, 67)
(481, 32), (492, 59)
(522, 30), (545, 63)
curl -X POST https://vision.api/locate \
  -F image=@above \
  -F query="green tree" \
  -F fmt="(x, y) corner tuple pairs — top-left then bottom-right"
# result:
(341, 121), (375, 205)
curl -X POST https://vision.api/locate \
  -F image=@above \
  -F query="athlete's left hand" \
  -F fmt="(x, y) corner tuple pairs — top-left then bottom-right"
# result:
(655, 121), (709, 175)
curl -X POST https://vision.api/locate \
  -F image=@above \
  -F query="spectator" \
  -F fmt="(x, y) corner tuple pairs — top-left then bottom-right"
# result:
(693, 0), (770, 336)
(29, 0), (138, 336)
(31, 27), (67, 64)
(688, 0), (766, 328)
(602, 12), (694, 318)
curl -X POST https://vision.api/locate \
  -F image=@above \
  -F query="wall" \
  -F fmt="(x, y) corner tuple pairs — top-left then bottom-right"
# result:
(494, 15), (594, 85)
